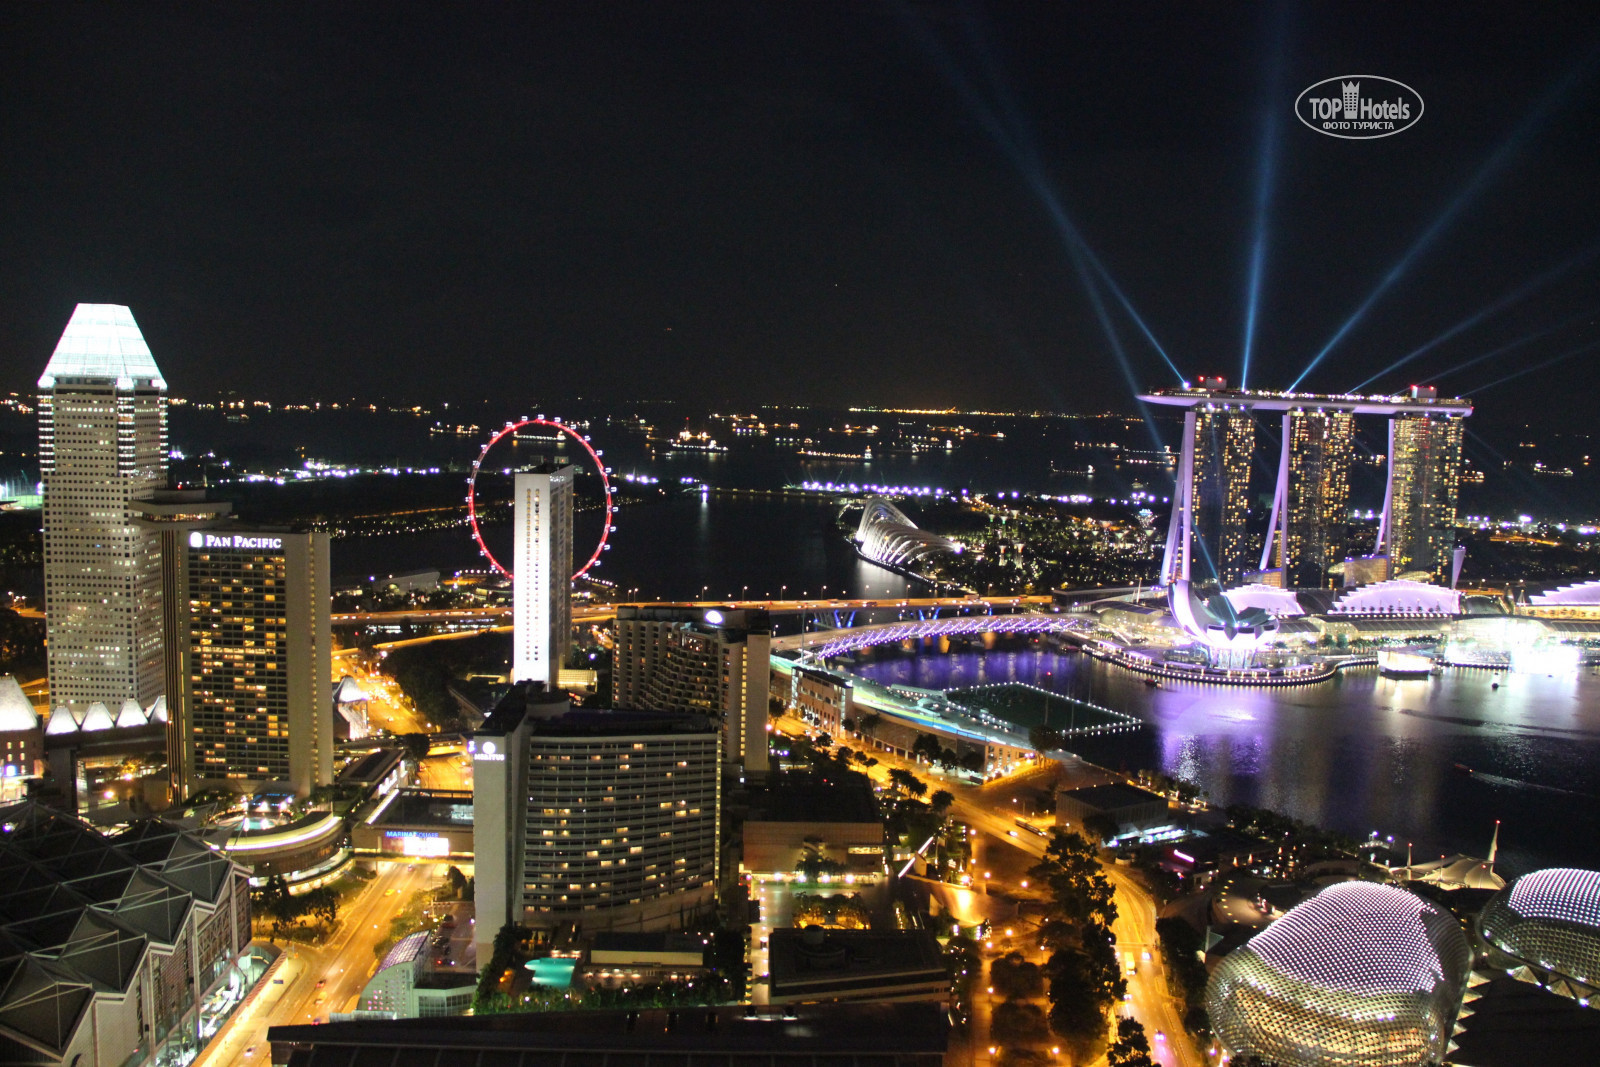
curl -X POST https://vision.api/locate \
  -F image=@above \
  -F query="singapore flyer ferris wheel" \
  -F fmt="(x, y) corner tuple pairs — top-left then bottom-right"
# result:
(466, 416), (615, 581)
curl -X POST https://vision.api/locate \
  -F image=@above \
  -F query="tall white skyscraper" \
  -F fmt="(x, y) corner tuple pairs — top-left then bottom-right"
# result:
(38, 304), (169, 710)
(512, 466), (575, 685)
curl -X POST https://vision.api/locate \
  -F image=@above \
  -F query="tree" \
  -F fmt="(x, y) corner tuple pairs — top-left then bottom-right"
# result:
(1029, 725), (1063, 754)
(305, 885), (340, 926)
(903, 775), (928, 800)
(888, 768), (920, 797)
(991, 999), (1049, 1043)
(798, 838), (845, 881)
(1045, 948), (1111, 1061)
(911, 733), (943, 762)
(990, 951), (1044, 998)
(1156, 917), (1210, 1010)
(959, 750), (985, 775)
(929, 789), (955, 814)
(857, 712), (882, 738)
(446, 865), (469, 898)
(400, 732), (431, 762)
(1107, 1017), (1155, 1067)
(1082, 812), (1121, 846)
(841, 716), (856, 734)
(1030, 829), (1117, 928)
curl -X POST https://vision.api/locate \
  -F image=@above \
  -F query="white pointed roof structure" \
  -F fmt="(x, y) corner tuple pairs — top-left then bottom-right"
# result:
(38, 304), (166, 390)
(45, 706), (79, 736)
(0, 677), (39, 733)
(334, 676), (370, 704)
(114, 699), (146, 728)
(148, 696), (168, 724)
(79, 702), (114, 732)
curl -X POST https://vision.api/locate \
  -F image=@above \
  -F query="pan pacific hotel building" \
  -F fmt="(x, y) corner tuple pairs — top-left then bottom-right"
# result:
(159, 521), (333, 800)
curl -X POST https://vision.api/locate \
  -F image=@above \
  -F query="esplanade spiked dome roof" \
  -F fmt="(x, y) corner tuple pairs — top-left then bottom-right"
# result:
(1504, 868), (1600, 927)
(1248, 882), (1452, 995)
(38, 303), (165, 389)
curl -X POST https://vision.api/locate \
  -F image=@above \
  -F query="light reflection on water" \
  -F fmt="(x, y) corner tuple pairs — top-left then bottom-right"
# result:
(848, 644), (1600, 875)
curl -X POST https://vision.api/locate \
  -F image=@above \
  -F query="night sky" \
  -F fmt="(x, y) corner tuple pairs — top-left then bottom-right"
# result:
(3, 2), (1599, 423)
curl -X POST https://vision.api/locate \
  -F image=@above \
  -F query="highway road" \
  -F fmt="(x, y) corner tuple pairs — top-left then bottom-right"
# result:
(195, 860), (450, 1067)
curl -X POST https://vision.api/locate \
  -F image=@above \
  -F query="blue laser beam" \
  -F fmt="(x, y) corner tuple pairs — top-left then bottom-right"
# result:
(1240, 6), (1290, 391)
(1289, 46), (1600, 391)
(1347, 241), (1600, 392)
(1462, 335), (1600, 395)
(895, 3), (1185, 388)
(1425, 305), (1600, 384)
(1064, 240), (1169, 451)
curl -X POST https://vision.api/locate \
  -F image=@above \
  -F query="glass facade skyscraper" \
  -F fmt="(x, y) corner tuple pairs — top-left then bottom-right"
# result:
(1279, 409), (1354, 588)
(38, 304), (168, 710)
(1383, 413), (1464, 583)
(1190, 406), (1255, 588)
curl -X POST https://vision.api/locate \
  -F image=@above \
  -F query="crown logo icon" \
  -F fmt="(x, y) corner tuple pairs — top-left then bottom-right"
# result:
(1342, 81), (1360, 116)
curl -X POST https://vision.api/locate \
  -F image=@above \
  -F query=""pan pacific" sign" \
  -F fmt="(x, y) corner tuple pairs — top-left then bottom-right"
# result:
(188, 531), (284, 551)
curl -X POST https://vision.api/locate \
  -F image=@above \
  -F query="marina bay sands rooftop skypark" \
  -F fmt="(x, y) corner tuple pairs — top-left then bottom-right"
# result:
(1137, 384), (1473, 417)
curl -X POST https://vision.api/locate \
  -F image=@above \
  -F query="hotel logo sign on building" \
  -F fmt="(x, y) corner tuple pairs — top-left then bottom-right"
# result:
(1296, 76), (1422, 139)
(188, 531), (284, 551)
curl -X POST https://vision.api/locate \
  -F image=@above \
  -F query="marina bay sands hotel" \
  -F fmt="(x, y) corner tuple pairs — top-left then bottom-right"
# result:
(1140, 379), (1471, 591)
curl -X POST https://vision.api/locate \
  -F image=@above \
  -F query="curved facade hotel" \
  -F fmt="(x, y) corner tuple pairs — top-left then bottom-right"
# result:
(1480, 867), (1600, 997)
(1207, 882), (1471, 1067)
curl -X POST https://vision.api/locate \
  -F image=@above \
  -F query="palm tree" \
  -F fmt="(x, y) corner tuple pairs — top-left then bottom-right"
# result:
(930, 789), (954, 814)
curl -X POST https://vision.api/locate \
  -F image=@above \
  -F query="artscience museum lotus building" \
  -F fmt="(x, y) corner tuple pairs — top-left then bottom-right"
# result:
(1207, 882), (1471, 1067)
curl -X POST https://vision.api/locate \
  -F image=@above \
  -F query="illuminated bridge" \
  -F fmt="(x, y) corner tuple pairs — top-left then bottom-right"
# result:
(771, 611), (1087, 658)
(854, 497), (960, 568)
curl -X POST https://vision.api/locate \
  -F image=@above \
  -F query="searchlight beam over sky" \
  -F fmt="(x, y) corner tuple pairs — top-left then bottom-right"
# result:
(1290, 48), (1599, 392)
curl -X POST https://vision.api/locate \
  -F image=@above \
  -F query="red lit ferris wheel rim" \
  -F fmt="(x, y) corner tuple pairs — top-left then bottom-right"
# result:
(467, 417), (613, 581)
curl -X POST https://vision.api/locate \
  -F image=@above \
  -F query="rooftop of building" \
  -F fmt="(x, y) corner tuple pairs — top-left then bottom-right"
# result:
(1058, 782), (1168, 812)
(616, 604), (771, 630)
(1138, 384), (1472, 416)
(1448, 975), (1600, 1067)
(1499, 867), (1600, 928)
(378, 930), (429, 971)
(371, 789), (473, 828)
(268, 1002), (949, 1065)
(1167, 828), (1271, 863)
(39, 304), (166, 388)
(751, 773), (882, 825)
(767, 928), (945, 986)
(0, 801), (242, 1060)
(337, 746), (403, 785)
(0, 677), (38, 734)
(481, 683), (717, 739)
(1243, 882), (1463, 996)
